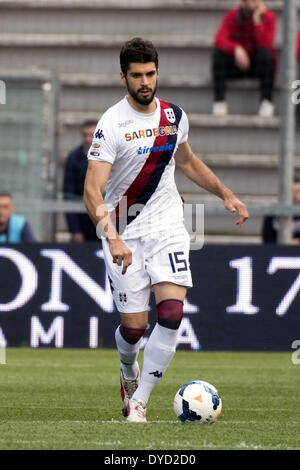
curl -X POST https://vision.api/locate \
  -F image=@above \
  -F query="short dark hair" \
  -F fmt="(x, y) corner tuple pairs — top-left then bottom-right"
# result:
(80, 120), (98, 130)
(0, 191), (12, 199)
(120, 37), (159, 76)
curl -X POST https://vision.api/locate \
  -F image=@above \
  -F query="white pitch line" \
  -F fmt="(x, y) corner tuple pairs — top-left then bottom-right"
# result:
(1, 418), (300, 426)
(0, 438), (297, 451)
(0, 419), (181, 425)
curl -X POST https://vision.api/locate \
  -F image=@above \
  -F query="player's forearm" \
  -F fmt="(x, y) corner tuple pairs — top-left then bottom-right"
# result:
(181, 154), (233, 201)
(83, 188), (119, 241)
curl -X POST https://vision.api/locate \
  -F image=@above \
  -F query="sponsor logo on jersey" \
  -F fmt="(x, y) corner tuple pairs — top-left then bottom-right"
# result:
(118, 119), (134, 128)
(90, 151), (100, 157)
(137, 143), (174, 155)
(125, 125), (178, 142)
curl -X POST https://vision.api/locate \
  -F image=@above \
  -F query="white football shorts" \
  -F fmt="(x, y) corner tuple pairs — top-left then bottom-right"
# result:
(102, 226), (193, 313)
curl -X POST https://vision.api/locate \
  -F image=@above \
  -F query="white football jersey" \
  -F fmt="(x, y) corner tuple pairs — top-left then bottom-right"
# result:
(87, 96), (189, 239)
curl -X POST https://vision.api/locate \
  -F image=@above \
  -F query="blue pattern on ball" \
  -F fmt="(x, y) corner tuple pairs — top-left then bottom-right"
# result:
(204, 385), (221, 410)
(178, 381), (202, 397)
(178, 398), (202, 423)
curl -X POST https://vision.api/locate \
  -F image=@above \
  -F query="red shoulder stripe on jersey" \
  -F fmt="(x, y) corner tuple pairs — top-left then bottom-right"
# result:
(113, 100), (181, 233)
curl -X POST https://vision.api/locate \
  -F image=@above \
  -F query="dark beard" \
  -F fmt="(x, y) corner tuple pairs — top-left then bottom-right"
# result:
(126, 79), (157, 106)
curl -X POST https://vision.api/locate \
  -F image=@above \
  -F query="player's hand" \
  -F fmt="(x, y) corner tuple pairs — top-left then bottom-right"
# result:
(234, 46), (250, 70)
(223, 196), (249, 227)
(109, 238), (132, 275)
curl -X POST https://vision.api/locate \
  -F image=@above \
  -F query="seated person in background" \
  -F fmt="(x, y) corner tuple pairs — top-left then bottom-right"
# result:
(63, 120), (100, 242)
(0, 192), (36, 242)
(295, 30), (300, 123)
(262, 178), (300, 244)
(212, 0), (277, 118)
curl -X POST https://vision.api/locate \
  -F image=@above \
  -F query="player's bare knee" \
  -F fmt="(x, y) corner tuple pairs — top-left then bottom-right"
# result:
(157, 299), (184, 330)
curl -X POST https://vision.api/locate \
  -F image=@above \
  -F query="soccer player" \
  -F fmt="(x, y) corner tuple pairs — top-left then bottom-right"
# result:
(84, 37), (248, 423)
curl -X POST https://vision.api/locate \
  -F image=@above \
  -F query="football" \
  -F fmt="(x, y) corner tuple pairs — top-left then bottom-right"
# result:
(173, 380), (222, 423)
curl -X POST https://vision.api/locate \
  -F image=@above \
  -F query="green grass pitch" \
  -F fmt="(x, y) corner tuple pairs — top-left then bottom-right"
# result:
(0, 348), (299, 450)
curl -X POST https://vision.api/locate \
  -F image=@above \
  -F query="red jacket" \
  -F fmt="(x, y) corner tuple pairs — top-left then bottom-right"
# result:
(215, 7), (277, 64)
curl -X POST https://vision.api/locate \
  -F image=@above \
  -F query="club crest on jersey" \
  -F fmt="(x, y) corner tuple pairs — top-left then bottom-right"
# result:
(164, 108), (176, 124)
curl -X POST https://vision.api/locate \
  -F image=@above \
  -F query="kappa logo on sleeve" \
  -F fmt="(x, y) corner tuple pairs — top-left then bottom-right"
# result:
(94, 129), (105, 140)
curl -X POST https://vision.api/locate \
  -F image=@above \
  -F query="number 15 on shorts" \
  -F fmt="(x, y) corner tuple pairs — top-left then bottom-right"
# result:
(168, 251), (188, 273)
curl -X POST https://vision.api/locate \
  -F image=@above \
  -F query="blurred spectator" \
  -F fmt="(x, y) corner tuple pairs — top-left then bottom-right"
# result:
(295, 30), (300, 123)
(0, 192), (36, 242)
(63, 120), (100, 242)
(212, 0), (277, 117)
(262, 178), (300, 244)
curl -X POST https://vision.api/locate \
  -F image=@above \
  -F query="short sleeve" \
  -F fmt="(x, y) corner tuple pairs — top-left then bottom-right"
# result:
(87, 112), (117, 165)
(178, 109), (189, 145)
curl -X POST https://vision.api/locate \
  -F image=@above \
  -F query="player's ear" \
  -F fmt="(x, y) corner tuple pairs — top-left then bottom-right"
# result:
(120, 71), (126, 84)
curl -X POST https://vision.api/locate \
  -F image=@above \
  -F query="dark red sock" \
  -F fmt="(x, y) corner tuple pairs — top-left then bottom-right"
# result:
(157, 299), (184, 330)
(120, 324), (146, 344)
